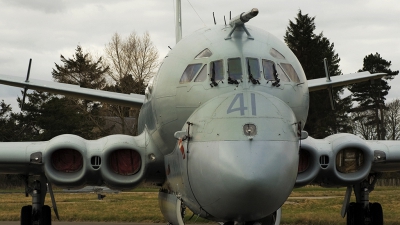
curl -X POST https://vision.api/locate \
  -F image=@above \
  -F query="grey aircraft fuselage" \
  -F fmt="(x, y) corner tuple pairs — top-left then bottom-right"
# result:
(137, 21), (309, 221)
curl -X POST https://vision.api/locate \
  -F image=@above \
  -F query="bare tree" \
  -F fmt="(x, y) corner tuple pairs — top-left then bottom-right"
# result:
(351, 110), (377, 140)
(385, 99), (400, 140)
(103, 32), (159, 135)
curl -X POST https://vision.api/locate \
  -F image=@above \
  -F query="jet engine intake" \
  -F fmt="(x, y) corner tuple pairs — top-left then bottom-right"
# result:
(42, 130), (164, 189)
(51, 148), (83, 173)
(299, 134), (374, 187)
(100, 133), (160, 190)
(44, 134), (89, 188)
(109, 149), (141, 176)
(295, 137), (320, 187)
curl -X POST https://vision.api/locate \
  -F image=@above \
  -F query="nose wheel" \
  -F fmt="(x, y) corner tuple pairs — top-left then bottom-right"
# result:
(222, 208), (281, 225)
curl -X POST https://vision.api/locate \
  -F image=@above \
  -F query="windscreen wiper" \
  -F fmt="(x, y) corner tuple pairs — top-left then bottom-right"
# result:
(248, 59), (260, 84)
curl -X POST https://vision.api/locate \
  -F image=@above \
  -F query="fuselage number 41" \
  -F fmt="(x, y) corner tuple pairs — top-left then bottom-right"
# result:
(227, 93), (257, 116)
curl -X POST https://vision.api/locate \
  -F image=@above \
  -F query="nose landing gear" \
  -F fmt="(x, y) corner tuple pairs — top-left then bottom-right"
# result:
(221, 208), (281, 225)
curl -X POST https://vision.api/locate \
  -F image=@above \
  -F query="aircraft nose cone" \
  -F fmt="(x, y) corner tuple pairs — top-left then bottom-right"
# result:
(180, 90), (300, 222)
(188, 140), (299, 222)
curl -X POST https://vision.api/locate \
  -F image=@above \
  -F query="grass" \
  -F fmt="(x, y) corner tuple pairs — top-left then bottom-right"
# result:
(0, 186), (400, 224)
(283, 186), (400, 225)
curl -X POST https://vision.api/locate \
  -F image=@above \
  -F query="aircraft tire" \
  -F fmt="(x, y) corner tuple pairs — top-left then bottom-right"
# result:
(41, 205), (52, 225)
(371, 203), (383, 225)
(347, 202), (355, 225)
(223, 221), (234, 225)
(347, 202), (366, 225)
(354, 203), (366, 225)
(20, 205), (32, 225)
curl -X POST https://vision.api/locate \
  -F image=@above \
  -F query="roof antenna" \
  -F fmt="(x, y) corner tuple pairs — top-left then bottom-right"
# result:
(213, 12), (216, 25)
(22, 58), (32, 110)
(323, 58), (335, 110)
(230, 11), (231, 20)
(175, 0), (182, 43)
(224, 16), (226, 26)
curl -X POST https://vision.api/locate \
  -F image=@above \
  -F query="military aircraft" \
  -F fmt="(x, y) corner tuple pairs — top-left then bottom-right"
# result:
(0, 1), (394, 225)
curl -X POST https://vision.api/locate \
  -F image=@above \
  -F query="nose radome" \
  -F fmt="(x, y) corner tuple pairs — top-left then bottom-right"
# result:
(183, 91), (300, 222)
(187, 140), (299, 222)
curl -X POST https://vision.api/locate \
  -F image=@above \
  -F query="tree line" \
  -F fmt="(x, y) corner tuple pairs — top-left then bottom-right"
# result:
(285, 10), (399, 140)
(0, 32), (159, 142)
(0, 10), (400, 186)
(0, 11), (399, 142)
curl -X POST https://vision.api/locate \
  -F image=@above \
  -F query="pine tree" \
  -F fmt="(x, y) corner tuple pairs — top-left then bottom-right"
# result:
(0, 100), (21, 141)
(349, 53), (399, 139)
(12, 92), (99, 140)
(49, 45), (111, 139)
(284, 10), (352, 138)
(52, 45), (108, 89)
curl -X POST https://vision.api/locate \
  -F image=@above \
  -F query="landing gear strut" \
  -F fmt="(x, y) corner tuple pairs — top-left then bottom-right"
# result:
(21, 176), (52, 225)
(346, 174), (383, 225)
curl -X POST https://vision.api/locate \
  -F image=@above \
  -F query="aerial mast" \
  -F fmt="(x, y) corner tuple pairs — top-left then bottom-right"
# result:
(175, 0), (182, 43)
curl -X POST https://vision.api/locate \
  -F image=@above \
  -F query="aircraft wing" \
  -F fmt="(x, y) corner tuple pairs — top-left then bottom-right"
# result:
(296, 133), (400, 188)
(295, 134), (400, 220)
(0, 74), (144, 108)
(307, 71), (386, 92)
(0, 130), (165, 189)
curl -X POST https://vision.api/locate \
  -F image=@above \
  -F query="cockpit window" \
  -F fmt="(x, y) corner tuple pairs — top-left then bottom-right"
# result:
(276, 64), (290, 82)
(179, 63), (202, 83)
(270, 48), (285, 59)
(194, 65), (207, 82)
(247, 58), (261, 80)
(195, 48), (212, 59)
(280, 63), (300, 83)
(262, 60), (276, 81)
(228, 58), (242, 81)
(262, 59), (290, 82)
(210, 60), (224, 82)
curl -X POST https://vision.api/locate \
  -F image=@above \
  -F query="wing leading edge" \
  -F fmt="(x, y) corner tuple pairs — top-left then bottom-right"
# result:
(307, 71), (386, 92)
(0, 74), (144, 108)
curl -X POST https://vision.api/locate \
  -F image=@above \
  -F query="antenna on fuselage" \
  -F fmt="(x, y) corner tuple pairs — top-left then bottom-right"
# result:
(225, 8), (258, 40)
(175, 0), (182, 43)
(21, 58), (32, 110)
(213, 12), (216, 25)
(324, 58), (335, 110)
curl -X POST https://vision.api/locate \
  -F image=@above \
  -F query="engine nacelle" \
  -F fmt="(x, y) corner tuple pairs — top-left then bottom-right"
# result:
(44, 134), (91, 188)
(295, 136), (321, 187)
(100, 134), (147, 189)
(43, 129), (164, 189)
(296, 133), (374, 187)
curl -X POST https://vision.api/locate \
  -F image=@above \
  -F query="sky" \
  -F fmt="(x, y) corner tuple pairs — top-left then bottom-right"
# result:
(0, 0), (399, 111)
